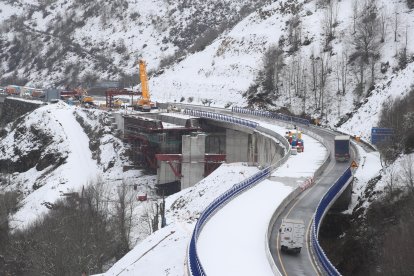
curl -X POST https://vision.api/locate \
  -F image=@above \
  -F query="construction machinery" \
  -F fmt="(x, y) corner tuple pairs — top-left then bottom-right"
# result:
(136, 59), (156, 112)
(81, 95), (95, 106)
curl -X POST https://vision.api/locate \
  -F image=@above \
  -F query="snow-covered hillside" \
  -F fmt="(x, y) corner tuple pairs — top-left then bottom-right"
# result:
(0, 0), (414, 274)
(0, 102), (151, 230)
(0, 0), (265, 86)
(151, 0), (414, 126)
(339, 61), (414, 140)
(1, 0), (412, 130)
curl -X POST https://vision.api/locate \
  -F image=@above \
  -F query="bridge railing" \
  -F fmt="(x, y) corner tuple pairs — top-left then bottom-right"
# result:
(187, 107), (294, 276)
(311, 168), (352, 276)
(187, 105), (352, 276)
(231, 106), (310, 126)
(184, 108), (259, 129)
(231, 106), (354, 276)
(188, 167), (271, 276)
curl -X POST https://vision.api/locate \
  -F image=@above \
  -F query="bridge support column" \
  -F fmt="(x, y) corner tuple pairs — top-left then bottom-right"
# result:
(226, 129), (250, 163)
(255, 133), (284, 167)
(181, 133), (206, 189)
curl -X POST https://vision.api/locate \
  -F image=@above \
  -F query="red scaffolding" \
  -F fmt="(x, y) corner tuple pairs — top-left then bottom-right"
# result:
(105, 88), (140, 107)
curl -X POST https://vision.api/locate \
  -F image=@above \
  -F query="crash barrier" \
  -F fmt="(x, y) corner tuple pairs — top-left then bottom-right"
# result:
(184, 108), (258, 129)
(264, 129), (331, 275)
(187, 108), (294, 276)
(232, 106), (310, 126)
(311, 168), (353, 276)
(188, 167), (271, 276)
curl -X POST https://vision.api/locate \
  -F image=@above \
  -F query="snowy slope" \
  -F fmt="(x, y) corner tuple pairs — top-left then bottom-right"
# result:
(0, 102), (146, 230)
(339, 62), (414, 141)
(103, 163), (260, 276)
(150, 0), (414, 124)
(0, 0), (262, 85)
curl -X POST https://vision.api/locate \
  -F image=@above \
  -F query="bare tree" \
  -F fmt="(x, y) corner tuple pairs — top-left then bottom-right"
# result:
(287, 14), (302, 53)
(385, 165), (398, 195)
(379, 7), (388, 43)
(322, 0), (338, 49)
(352, 0), (358, 34)
(349, 0), (381, 95)
(401, 155), (414, 192)
(319, 51), (330, 121)
(114, 181), (138, 258)
(393, 6), (399, 42)
(340, 50), (348, 95)
(310, 51), (319, 107)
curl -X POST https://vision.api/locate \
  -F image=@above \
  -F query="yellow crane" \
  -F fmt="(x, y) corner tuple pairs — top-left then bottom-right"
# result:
(136, 59), (155, 111)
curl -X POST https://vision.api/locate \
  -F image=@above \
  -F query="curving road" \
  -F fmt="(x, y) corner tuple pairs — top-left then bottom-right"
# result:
(171, 103), (363, 275)
(270, 127), (354, 276)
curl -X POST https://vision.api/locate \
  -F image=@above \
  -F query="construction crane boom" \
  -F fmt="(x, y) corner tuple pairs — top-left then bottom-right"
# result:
(136, 59), (155, 111)
(139, 59), (150, 101)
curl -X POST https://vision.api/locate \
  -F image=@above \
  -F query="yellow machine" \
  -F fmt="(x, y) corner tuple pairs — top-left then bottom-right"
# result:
(113, 98), (123, 108)
(136, 59), (155, 112)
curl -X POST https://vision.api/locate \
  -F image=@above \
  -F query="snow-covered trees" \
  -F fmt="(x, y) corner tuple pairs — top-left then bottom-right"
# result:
(349, 0), (381, 96)
(0, 179), (147, 275)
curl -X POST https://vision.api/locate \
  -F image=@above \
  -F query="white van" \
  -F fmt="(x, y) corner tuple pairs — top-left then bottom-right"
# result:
(279, 218), (305, 253)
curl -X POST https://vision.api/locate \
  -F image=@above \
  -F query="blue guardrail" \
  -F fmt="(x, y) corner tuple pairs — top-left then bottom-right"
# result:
(187, 106), (347, 276)
(311, 168), (352, 276)
(184, 108), (259, 129)
(188, 167), (271, 275)
(231, 106), (310, 126)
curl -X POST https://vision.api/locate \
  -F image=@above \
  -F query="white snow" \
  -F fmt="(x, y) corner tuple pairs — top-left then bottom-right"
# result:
(103, 118), (327, 276)
(0, 102), (146, 231)
(9, 104), (100, 229)
(347, 143), (383, 212)
(0, 0), (412, 274)
(197, 127), (327, 276)
(103, 163), (260, 276)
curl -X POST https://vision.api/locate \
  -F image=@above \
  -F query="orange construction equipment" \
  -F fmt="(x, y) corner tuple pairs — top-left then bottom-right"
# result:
(136, 59), (155, 112)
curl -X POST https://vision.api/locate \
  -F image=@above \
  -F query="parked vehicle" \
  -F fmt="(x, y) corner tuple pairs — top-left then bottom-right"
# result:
(5, 85), (21, 96)
(334, 135), (350, 162)
(279, 218), (305, 254)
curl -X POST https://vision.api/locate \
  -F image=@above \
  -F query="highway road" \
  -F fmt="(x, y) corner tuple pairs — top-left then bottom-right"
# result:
(163, 103), (370, 275)
(270, 127), (353, 276)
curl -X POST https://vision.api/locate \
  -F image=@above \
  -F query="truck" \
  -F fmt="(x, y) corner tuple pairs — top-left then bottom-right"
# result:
(334, 135), (350, 162)
(279, 218), (305, 254)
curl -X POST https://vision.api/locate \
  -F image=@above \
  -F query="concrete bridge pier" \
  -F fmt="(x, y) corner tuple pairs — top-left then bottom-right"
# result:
(254, 133), (284, 167)
(226, 129), (285, 167)
(181, 133), (206, 190)
(226, 129), (250, 163)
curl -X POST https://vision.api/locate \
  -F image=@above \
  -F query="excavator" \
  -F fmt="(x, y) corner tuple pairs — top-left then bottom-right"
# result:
(136, 59), (155, 112)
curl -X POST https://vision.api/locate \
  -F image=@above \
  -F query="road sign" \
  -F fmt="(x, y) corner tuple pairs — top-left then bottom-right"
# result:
(351, 160), (358, 168)
(371, 127), (394, 145)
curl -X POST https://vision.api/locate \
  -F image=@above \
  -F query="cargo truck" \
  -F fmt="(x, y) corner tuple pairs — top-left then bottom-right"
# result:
(279, 218), (305, 254)
(334, 135), (350, 162)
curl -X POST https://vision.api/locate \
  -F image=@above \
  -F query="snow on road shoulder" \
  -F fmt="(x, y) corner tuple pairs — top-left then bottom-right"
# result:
(198, 179), (292, 276)
(274, 131), (327, 179)
(197, 124), (328, 276)
(348, 143), (382, 212)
